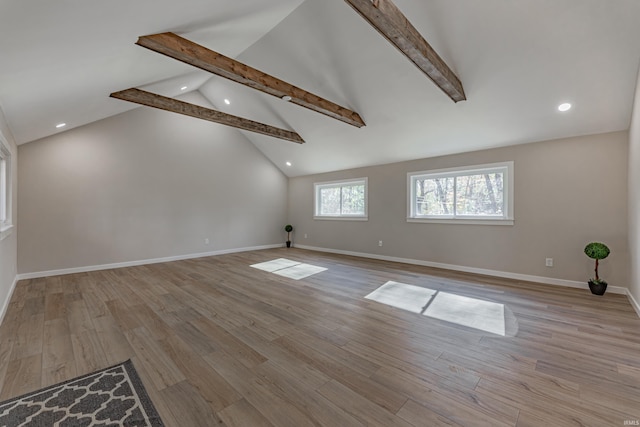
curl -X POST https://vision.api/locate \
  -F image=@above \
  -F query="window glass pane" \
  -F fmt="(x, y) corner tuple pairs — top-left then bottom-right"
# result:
(315, 178), (367, 219)
(0, 158), (6, 223)
(456, 173), (503, 216)
(319, 187), (341, 215)
(414, 177), (454, 216)
(341, 184), (365, 215)
(409, 163), (511, 222)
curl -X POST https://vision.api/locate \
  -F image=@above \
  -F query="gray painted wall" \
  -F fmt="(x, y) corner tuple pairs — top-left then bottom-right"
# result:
(9, 88), (636, 310)
(17, 92), (288, 274)
(628, 65), (640, 308)
(0, 107), (18, 319)
(288, 131), (629, 287)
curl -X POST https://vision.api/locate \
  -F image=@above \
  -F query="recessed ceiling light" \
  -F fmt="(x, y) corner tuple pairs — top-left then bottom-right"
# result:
(224, 99), (231, 105)
(286, 162), (292, 167)
(56, 123), (66, 128)
(281, 95), (292, 102)
(558, 103), (572, 112)
(180, 86), (188, 91)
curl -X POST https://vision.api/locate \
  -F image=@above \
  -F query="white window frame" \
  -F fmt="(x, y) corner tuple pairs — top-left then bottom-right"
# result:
(314, 177), (368, 221)
(0, 130), (13, 240)
(407, 161), (514, 225)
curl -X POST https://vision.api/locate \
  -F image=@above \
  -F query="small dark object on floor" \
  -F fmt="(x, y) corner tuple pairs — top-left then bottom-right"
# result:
(588, 280), (608, 296)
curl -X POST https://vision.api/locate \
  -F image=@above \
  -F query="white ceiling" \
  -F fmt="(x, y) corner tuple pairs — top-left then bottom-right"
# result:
(2, 0), (640, 177)
(0, 0), (304, 143)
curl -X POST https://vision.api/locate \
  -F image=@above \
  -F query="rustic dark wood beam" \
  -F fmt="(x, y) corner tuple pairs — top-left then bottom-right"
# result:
(110, 88), (304, 144)
(136, 32), (366, 128)
(344, 0), (466, 103)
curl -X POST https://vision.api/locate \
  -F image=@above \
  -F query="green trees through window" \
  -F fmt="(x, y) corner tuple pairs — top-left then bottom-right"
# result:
(409, 162), (513, 222)
(415, 173), (504, 216)
(315, 178), (367, 219)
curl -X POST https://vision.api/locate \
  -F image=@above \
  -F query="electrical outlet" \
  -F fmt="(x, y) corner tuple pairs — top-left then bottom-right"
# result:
(378, 240), (383, 247)
(205, 238), (210, 245)
(545, 258), (553, 267)
(304, 234), (308, 239)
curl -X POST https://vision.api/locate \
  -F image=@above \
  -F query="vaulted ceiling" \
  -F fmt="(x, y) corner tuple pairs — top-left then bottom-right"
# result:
(2, 0), (640, 177)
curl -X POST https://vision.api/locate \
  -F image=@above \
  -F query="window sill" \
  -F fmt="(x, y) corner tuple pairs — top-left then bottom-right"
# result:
(0, 224), (14, 241)
(314, 216), (368, 221)
(407, 218), (514, 226)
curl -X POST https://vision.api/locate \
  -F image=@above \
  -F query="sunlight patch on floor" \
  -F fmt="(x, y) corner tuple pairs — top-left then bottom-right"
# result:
(364, 281), (437, 314)
(366, 281), (508, 336)
(425, 292), (506, 336)
(250, 258), (327, 280)
(250, 258), (301, 272)
(272, 263), (328, 280)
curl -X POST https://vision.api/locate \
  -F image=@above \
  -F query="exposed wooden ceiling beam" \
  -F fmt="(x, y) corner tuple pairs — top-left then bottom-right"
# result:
(343, 0), (466, 103)
(110, 88), (305, 144)
(136, 32), (366, 128)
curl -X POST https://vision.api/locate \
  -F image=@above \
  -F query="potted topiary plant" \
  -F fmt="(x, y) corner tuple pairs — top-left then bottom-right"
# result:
(285, 224), (293, 248)
(584, 242), (610, 295)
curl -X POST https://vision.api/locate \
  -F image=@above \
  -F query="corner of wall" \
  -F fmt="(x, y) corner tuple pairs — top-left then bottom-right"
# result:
(627, 60), (640, 317)
(0, 104), (19, 326)
(0, 276), (18, 325)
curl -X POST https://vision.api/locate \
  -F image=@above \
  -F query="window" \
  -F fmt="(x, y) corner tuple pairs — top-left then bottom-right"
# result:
(408, 162), (513, 225)
(0, 131), (12, 239)
(314, 178), (368, 220)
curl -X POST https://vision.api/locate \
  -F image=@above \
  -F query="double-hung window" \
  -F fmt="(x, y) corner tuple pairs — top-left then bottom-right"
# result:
(408, 161), (514, 225)
(314, 178), (368, 220)
(0, 132), (12, 240)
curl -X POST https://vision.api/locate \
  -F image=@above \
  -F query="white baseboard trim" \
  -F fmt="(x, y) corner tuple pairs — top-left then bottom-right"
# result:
(0, 275), (18, 326)
(628, 291), (640, 318)
(294, 244), (629, 295)
(17, 244), (283, 281)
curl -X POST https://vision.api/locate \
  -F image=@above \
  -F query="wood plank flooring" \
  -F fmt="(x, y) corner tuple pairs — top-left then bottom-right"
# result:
(1, 248), (639, 426)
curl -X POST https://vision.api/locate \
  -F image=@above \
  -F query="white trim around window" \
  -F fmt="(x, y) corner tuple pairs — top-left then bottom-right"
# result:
(0, 130), (13, 240)
(407, 161), (514, 225)
(314, 177), (368, 220)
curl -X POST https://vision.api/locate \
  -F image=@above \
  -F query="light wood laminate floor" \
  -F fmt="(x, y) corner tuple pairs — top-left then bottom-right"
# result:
(1, 248), (639, 426)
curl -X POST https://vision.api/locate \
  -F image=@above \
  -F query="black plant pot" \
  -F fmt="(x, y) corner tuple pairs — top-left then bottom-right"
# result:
(588, 280), (607, 295)
(286, 241), (291, 248)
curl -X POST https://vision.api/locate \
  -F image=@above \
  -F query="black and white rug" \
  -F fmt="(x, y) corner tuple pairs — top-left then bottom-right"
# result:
(0, 359), (164, 427)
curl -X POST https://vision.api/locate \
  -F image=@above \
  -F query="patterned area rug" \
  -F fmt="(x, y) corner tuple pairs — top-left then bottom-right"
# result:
(0, 359), (164, 426)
